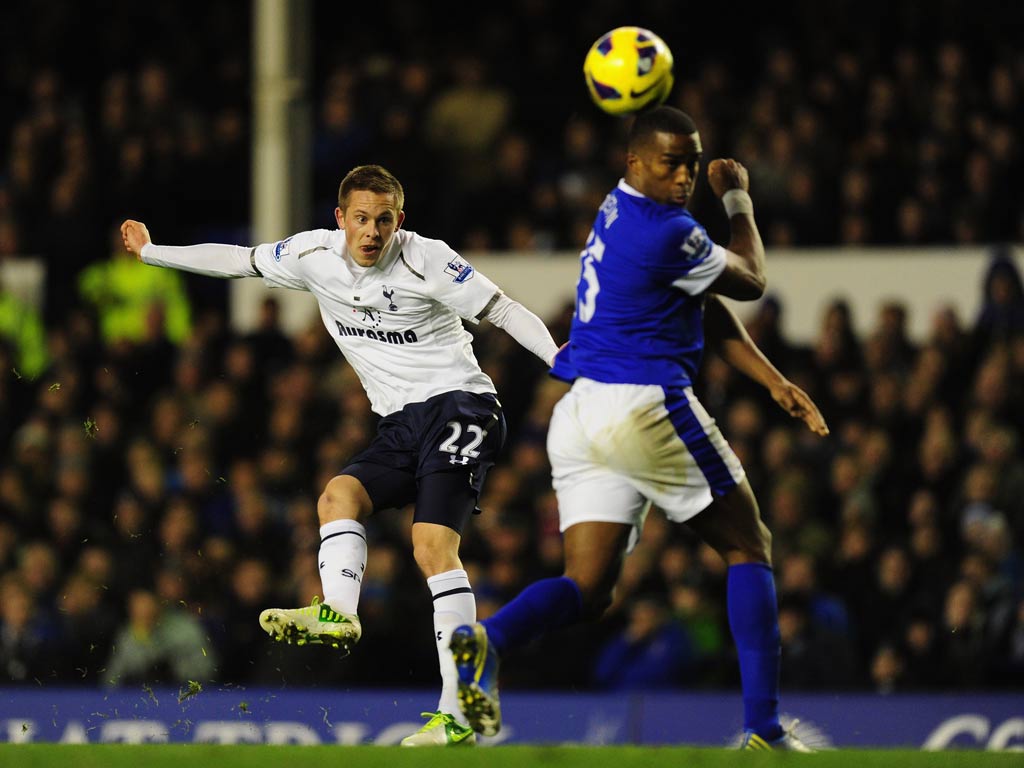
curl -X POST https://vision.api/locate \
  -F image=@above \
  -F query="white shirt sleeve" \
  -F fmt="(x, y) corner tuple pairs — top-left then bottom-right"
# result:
(140, 242), (257, 278)
(485, 293), (560, 366)
(420, 240), (502, 323)
(250, 233), (317, 291)
(671, 243), (727, 295)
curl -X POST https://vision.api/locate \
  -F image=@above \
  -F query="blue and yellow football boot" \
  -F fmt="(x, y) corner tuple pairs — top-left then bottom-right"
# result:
(449, 623), (502, 736)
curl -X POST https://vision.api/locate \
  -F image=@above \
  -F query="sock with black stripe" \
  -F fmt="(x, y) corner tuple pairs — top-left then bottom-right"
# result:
(428, 568), (475, 721)
(318, 519), (367, 614)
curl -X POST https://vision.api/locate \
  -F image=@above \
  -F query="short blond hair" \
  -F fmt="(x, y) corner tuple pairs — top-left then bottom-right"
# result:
(338, 165), (405, 212)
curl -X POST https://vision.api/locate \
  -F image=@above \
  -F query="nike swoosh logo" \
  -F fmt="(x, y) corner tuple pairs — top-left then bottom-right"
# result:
(447, 726), (474, 743)
(629, 82), (659, 98)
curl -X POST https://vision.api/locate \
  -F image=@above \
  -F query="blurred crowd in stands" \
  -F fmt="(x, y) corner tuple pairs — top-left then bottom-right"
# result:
(1, 0), (1023, 694)
(1, 2), (1022, 298)
(1, 254), (1022, 694)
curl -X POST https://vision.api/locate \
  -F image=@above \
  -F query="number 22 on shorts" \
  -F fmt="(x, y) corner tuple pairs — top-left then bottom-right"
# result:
(438, 421), (486, 460)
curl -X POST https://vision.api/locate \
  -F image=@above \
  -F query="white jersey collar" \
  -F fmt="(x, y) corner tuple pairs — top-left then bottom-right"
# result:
(617, 179), (646, 198)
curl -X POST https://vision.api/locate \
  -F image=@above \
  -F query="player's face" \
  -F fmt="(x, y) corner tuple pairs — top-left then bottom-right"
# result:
(628, 131), (703, 207)
(336, 190), (405, 267)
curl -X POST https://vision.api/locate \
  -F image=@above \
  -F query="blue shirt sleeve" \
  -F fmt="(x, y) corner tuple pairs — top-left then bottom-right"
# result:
(648, 216), (726, 295)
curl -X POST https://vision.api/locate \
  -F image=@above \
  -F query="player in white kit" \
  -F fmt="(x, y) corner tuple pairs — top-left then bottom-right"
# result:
(121, 164), (559, 746)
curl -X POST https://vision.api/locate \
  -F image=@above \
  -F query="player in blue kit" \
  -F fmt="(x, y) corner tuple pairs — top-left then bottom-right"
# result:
(450, 107), (828, 750)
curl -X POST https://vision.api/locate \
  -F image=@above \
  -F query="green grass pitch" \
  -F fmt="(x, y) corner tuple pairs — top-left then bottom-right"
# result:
(0, 745), (1021, 768)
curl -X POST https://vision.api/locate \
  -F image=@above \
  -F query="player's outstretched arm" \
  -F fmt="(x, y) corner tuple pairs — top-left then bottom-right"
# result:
(119, 219), (260, 279)
(484, 293), (560, 366)
(766, 379), (829, 436)
(706, 159), (766, 301)
(705, 295), (829, 436)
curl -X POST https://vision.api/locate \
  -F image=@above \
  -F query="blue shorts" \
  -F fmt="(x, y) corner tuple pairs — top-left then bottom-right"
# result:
(340, 390), (506, 532)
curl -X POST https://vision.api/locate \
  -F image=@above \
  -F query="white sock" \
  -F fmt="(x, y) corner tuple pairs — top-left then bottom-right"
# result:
(428, 568), (476, 723)
(318, 519), (367, 615)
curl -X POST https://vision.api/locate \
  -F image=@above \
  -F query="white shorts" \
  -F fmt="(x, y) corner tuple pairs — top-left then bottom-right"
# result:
(548, 378), (744, 537)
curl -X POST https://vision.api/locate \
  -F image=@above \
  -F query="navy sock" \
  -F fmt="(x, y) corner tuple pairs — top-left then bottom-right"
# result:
(482, 576), (583, 655)
(727, 562), (783, 740)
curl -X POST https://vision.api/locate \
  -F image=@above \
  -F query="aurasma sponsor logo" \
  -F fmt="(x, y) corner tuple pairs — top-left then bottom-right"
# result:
(335, 322), (418, 344)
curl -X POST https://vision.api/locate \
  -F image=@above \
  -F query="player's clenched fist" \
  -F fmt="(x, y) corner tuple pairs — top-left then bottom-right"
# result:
(120, 219), (152, 259)
(707, 158), (749, 197)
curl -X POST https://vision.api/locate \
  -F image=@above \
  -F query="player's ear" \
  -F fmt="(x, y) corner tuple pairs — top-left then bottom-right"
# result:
(335, 207), (345, 229)
(396, 210), (405, 230)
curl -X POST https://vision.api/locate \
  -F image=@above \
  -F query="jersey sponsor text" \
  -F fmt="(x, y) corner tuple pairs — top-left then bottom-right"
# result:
(335, 321), (419, 344)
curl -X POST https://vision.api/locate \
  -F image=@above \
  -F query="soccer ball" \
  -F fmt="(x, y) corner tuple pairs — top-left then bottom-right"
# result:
(583, 27), (674, 116)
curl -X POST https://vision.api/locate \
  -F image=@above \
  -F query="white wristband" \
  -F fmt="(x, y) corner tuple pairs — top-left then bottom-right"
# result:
(722, 189), (754, 217)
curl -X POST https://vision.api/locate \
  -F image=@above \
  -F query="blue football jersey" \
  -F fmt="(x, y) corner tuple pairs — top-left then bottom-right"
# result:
(551, 180), (727, 387)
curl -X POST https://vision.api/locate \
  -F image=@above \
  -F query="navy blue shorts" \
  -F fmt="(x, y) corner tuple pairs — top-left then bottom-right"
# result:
(340, 390), (506, 533)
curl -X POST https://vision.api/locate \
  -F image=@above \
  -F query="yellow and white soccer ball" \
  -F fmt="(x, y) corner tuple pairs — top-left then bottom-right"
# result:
(583, 26), (675, 116)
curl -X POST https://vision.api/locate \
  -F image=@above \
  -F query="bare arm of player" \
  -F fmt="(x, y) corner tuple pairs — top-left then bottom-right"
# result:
(704, 295), (829, 436)
(484, 293), (560, 366)
(120, 219), (258, 278)
(705, 159), (766, 301)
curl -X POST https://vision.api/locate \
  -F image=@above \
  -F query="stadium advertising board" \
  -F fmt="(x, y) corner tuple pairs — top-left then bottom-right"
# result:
(0, 689), (1020, 749)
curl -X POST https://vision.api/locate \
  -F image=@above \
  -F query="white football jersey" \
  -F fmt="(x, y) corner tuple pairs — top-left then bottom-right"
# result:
(252, 228), (499, 416)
